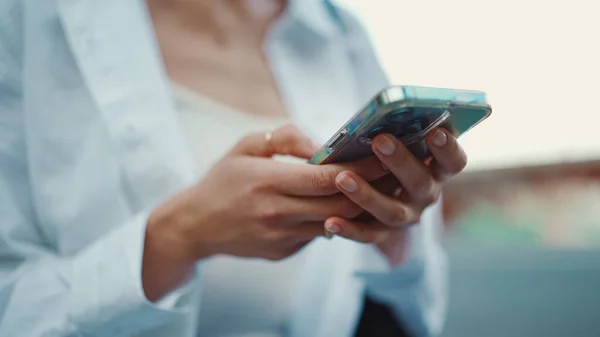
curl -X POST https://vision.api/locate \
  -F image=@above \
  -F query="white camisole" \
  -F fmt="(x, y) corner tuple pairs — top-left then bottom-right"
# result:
(172, 83), (306, 337)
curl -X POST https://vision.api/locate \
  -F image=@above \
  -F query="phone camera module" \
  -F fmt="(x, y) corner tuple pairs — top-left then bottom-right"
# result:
(367, 126), (385, 139)
(395, 119), (426, 139)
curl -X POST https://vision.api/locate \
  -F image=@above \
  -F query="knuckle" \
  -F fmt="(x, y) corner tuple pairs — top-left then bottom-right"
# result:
(386, 205), (408, 227)
(251, 180), (271, 194)
(423, 184), (442, 205)
(430, 187), (442, 204)
(405, 208), (422, 226)
(376, 230), (394, 243)
(422, 192), (438, 206)
(279, 124), (301, 143)
(239, 134), (254, 145)
(311, 168), (337, 193)
(281, 123), (300, 134)
(443, 141), (468, 175)
(237, 133), (258, 149)
(262, 227), (286, 242)
(413, 178), (436, 201)
(256, 203), (283, 224)
(245, 175), (268, 193)
(452, 150), (468, 174)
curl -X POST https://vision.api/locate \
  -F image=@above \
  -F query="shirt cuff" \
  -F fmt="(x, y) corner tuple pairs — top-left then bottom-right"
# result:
(69, 210), (196, 336)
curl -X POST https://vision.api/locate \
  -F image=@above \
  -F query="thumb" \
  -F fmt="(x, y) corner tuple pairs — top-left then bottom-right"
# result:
(228, 124), (321, 159)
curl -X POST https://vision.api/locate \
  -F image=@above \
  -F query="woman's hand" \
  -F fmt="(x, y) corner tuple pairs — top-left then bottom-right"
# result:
(142, 125), (388, 300)
(325, 128), (468, 265)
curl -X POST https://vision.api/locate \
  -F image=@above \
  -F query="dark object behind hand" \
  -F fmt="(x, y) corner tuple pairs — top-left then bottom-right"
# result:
(354, 297), (412, 337)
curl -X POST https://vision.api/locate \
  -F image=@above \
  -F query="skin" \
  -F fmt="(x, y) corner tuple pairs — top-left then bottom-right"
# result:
(141, 0), (468, 302)
(147, 0), (288, 118)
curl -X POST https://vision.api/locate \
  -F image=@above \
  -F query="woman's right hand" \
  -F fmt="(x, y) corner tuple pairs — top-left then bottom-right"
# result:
(142, 125), (387, 301)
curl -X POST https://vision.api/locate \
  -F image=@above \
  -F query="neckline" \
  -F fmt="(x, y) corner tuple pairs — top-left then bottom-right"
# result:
(170, 81), (289, 123)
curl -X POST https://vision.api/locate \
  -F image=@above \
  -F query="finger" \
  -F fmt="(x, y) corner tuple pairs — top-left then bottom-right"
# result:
(371, 134), (440, 206)
(323, 217), (394, 243)
(275, 221), (333, 241)
(270, 156), (388, 196)
(280, 194), (363, 222)
(426, 128), (468, 181)
(293, 221), (334, 240)
(334, 171), (421, 228)
(229, 124), (319, 158)
(370, 174), (400, 196)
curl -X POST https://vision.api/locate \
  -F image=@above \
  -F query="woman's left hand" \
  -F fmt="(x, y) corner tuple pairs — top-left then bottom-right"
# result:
(324, 128), (467, 265)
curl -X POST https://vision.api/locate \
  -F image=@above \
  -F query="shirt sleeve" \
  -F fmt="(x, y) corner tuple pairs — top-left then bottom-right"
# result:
(0, 6), (195, 335)
(354, 200), (448, 337)
(0, 189), (197, 337)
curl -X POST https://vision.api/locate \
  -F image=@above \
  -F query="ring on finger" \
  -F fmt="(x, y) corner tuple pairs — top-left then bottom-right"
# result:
(265, 130), (275, 153)
(265, 130), (273, 144)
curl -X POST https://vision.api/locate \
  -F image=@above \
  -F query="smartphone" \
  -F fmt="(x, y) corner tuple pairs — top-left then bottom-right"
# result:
(309, 85), (492, 165)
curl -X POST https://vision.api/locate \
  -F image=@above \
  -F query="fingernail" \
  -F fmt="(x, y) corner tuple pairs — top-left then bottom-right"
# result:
(432, 129), (448, 147)
(376, 136), (395, 155)
(325, 220), (341, 234)
(336, 174), (357, 192)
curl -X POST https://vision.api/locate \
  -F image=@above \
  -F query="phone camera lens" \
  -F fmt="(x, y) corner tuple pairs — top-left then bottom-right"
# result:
(387, 107), (414, 124)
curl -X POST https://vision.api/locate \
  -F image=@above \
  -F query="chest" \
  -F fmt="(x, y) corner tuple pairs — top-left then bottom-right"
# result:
(157, 26), (288, 118)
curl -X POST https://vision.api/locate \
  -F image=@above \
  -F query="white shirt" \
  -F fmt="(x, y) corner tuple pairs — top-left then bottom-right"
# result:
(0, 1), (447, 337)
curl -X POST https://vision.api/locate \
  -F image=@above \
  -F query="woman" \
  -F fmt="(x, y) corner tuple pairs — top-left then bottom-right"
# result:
(0, 0), (466, 336)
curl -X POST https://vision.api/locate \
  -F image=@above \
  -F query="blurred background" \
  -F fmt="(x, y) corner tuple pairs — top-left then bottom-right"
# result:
(339, 1), (600, 336)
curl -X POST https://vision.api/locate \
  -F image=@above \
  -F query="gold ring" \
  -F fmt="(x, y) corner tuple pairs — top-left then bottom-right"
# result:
(265, 130), (274, 153)
(265, 130), (273, 143)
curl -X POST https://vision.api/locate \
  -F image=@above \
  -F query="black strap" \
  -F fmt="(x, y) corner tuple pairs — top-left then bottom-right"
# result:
(354, 297), (413, 337)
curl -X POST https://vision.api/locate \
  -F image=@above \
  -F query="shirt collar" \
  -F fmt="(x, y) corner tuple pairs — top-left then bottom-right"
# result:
(282, 0), (342, 40)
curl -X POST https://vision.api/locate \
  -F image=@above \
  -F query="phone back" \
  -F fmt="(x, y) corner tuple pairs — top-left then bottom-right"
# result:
(309, 86), (491, 164)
